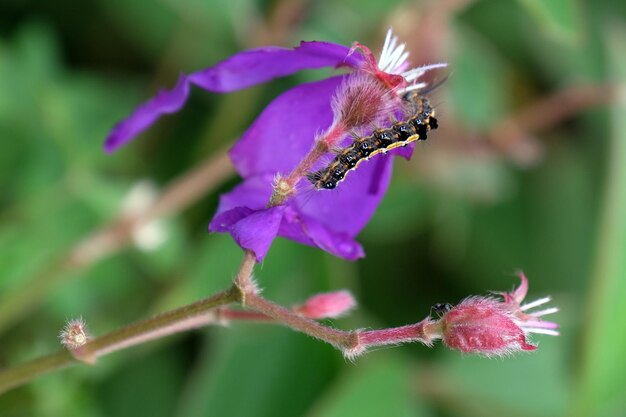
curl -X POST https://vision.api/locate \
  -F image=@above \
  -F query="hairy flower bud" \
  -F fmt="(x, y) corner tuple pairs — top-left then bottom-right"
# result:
(295, 290), (356, 319)
(59, 317), (89, 350)
(435, 273), (559, 357)
(441, 297), (537, 356)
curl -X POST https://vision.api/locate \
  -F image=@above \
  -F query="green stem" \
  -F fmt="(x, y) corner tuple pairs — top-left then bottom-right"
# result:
(0, 286), (241, 395)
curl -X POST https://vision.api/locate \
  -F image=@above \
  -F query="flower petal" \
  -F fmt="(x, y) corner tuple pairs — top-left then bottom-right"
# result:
(297, 212), (365, 260)
(230, 76), (344, 177)
(211, 174), (273, 214)
(294, 154), (393, 236)
(208, 206), (255, 233)
(189, 41), (362, 92)
(105, 76), (191, 153)
(277, 207), (364, 260)
(210, 206), (284, 261)
(105, 41), (362, 152)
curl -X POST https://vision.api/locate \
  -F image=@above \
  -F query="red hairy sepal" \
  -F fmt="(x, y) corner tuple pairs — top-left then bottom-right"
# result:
(441, 297), (537, 356)
(349, 42), (407, 91)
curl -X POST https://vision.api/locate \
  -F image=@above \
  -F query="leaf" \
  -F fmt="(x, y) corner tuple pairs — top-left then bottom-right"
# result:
(449, 26), (509, 129)
(175, 327), (337, 417)
(573, 23), (626, 417)
(308, 355), (428, 417)
(435, 338), (569, 417)
(518, 0), (584, 44)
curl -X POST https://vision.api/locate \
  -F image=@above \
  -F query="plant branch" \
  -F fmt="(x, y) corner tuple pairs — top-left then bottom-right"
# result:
(0, 256), (437, 395)
(244, 292), (357, 350)
(0, 286), (241, 395)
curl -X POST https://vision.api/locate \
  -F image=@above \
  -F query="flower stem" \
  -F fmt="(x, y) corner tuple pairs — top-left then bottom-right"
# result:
(244, 292), (358, 350)
(0, 286), (241, 395)
(268, 123), (346, 207)
(0, 249), (439, 394)
(358, 322), (435, 347)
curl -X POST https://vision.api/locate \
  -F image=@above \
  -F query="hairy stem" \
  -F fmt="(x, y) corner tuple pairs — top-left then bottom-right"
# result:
(244, 292), (357, 350)
(0, 287), (240, 395)
(268, 123), (346, 207)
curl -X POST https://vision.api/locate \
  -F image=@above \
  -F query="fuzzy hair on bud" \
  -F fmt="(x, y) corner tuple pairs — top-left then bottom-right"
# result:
(441, 297), (537, 357)
(331, 73), (399, 130)
(59, 317), (90, 350)
(295, 290), (356, 319)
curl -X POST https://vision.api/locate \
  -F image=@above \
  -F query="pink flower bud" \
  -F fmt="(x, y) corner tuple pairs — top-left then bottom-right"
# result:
(441, 297), (537, 356)
(295, 290), (356, 319)
(438, 273), (559, 357)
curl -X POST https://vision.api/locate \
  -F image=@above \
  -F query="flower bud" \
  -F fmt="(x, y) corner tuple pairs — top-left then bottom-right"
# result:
(295, 290), (356, 319)
(437, 273), (559, 357)
(59, 317), (89, 350)
(441, 297), (536, 356)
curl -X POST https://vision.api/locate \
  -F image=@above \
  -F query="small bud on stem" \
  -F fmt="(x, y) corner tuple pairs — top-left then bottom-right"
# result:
(59, 317), (89, 350)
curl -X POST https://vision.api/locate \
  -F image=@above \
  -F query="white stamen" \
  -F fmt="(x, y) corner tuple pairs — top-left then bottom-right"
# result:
(530, 307), (559, 317)
(403, 73), (423, 83)
(524, 319), (559, 329)
(384, 42), (406, 73)
(394, 51), (410, 72)
(524, 328), (560, 336)
(401, 82), (428, 92)
(402, 62), (448, 81)
(402, 68), (425, 80)
(521, 296), (552, 311)
(382, 36), (398, 69)
(380, 29), (393, 66)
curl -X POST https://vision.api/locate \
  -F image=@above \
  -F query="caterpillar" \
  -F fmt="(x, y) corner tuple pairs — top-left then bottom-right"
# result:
(307, 91), (438, 190)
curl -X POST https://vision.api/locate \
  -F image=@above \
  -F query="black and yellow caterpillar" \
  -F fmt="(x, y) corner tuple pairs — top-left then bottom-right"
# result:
(307, 91), (438, 190)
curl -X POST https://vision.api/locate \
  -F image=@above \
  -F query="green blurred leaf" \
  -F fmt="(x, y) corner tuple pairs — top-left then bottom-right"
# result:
(362, 180), (428, 241)
(97, 346), (186, 417)
(573, 23), (626, 417)
(435, 337), (569, 417)
(309, 355), (429, 417)
(176, 327), (337, 417)
(450, 26), (510, 129)
(518, 0), (584, 44)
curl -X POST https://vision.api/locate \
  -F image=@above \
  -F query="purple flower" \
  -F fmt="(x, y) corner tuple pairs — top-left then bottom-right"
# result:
(105, 30), (446, 261)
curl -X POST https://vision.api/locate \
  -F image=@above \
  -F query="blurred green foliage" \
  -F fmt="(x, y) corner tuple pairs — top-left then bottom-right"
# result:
(1, 0), (625, 416)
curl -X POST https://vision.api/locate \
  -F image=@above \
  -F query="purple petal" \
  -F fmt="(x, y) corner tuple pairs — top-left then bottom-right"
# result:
(231, 207), (284, 261)
(212, 174), (273, 213)
(209, 206), (255, 233)
(105, 76), (191, 153)
(210, 205), (284, 261)
(279, 207), (365, 260)
(230, 76), (344, 177)
(392, 143), (414, 160)
(105, 41), (363, 153)
(189, 42), (363, 92)
(294, 154), (394, 236)
(210, 78), (396, 259)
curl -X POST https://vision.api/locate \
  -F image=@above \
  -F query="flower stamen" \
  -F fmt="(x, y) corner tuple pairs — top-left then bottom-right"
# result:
(520, 296), (553, 311)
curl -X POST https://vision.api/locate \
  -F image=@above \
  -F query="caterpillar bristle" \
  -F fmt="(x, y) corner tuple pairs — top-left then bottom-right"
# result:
(306, 170), (323, 183)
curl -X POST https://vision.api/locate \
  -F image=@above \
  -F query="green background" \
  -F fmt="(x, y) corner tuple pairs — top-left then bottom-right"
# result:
(1, 0), (625, 416)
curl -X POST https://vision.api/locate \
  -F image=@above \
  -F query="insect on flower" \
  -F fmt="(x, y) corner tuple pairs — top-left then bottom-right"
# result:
(105, 30), (446, 262)
(307, 90), (439, 190)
